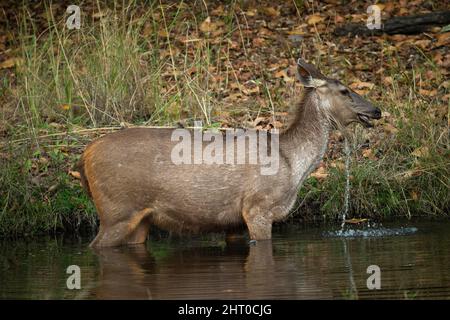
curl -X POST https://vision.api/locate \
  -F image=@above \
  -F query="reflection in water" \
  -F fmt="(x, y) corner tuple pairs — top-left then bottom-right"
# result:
(89, 240), (324, 299)
(342, 239), (358, 299)
(1, 221), (450, 299)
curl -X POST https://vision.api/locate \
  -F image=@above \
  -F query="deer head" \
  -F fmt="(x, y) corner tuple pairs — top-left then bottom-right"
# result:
(296, 58), (381, 128)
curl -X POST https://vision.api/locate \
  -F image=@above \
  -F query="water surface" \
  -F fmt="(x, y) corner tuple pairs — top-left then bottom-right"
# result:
(1, 221), (449, 299)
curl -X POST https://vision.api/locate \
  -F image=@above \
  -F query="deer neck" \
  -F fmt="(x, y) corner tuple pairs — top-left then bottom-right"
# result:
(280, 89), (331, 187)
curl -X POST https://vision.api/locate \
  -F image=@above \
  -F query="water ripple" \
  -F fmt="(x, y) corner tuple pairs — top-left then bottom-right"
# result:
(323, 226), (418, 238)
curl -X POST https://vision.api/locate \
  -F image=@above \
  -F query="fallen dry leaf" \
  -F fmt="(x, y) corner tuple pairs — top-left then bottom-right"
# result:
(242, 86), (260, 95)
(260, 7), (280, 17)
(397, 169), (423, 180)
(384, 2), (395, 13)
(411, 146), (429, 158)
(310, 166), (328, 179)
(158, 28), (169, 38)
(398, 7), (409, 15)
(274, 69), (295, 83)
(442, 94), (450, 104)
(419, 89), (437, 96)
(307, 14), (325, 26)
(245, 9), (257, 17)
(0, 57), (23, 69)
(252, 37), (265, 46)
(271, 120), (284, 129)
(210, 5), (225, 16)
(92, 11), (107, 19)
(329, 161), (345, 170)
(350, 81), (375, 90)
(200, 16), (214, 33)
(345, 218), (368, 224)
(383, 76), (394, 85)
(350, 14), (365, 22)
(383, 123), (398, 134)
(69, 170), (81, 179)
(335, 15), (345, 24)
(199, 16), (224, 36)
(440, 80), (450, 89)
(288, 26), (307, 35)
(414, 39), (431, 50)
(425, 70), (435, 80)
(362, 148), (378, 160)
(435, 32), (450, 48)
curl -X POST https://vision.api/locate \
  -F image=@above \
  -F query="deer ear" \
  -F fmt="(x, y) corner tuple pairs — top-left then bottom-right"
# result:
(296, 58), (327, 88)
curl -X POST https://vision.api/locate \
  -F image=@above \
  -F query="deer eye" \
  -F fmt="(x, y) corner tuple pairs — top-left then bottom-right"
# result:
(340, 88), (349, 95)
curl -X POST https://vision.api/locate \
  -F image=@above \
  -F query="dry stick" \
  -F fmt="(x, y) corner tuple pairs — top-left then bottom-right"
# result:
(0, 126), (140, 148)
(5, 125), (261, 146)
(184, 75), (209, 124)
(234, 10), (248, 57)
(7, 127), (124, 145)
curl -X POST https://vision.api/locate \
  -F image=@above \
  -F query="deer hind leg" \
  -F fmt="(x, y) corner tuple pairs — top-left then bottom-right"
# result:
(242, 207), (273, 241)
(90, 208), (152, 248)
(126, 209), (153, 244)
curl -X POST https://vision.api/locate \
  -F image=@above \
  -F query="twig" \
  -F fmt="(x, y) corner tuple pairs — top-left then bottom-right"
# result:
(1, 124), (258, 148)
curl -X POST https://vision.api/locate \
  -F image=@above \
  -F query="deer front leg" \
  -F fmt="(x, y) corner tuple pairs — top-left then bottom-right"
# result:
(243, 207), (273, 241)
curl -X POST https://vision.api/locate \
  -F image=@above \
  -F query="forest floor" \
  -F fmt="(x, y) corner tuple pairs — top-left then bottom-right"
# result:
(0, 0), (448, 237)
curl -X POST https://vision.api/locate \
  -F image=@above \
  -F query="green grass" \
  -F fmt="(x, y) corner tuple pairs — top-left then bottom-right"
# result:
(0, 1), (448, 237)
(297, 90), (449, 221)
(0, 140), (97, 236)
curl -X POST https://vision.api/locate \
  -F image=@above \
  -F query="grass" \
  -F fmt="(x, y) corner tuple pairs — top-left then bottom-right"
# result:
(0, 1), (448, 237)
(0, 140), (97, 236)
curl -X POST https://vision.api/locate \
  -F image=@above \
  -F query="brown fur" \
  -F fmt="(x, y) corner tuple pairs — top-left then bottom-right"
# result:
(78, 59), (381, 247)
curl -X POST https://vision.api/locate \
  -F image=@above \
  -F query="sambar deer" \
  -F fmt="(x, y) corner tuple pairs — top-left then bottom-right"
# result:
(77, 58), (381, 247)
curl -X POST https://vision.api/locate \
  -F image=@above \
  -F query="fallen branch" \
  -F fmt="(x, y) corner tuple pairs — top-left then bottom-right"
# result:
(334, 11), (450, 36)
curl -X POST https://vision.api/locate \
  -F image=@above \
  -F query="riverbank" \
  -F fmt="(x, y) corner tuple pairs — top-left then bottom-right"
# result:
(0, 1), (448, 237)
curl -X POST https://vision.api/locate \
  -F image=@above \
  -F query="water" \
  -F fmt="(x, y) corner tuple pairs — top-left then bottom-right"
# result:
(1, 221), (450, 299)
(324, 225), (419, 238)
(341, 138), (352, 229)
(326, 216), (419, 239)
